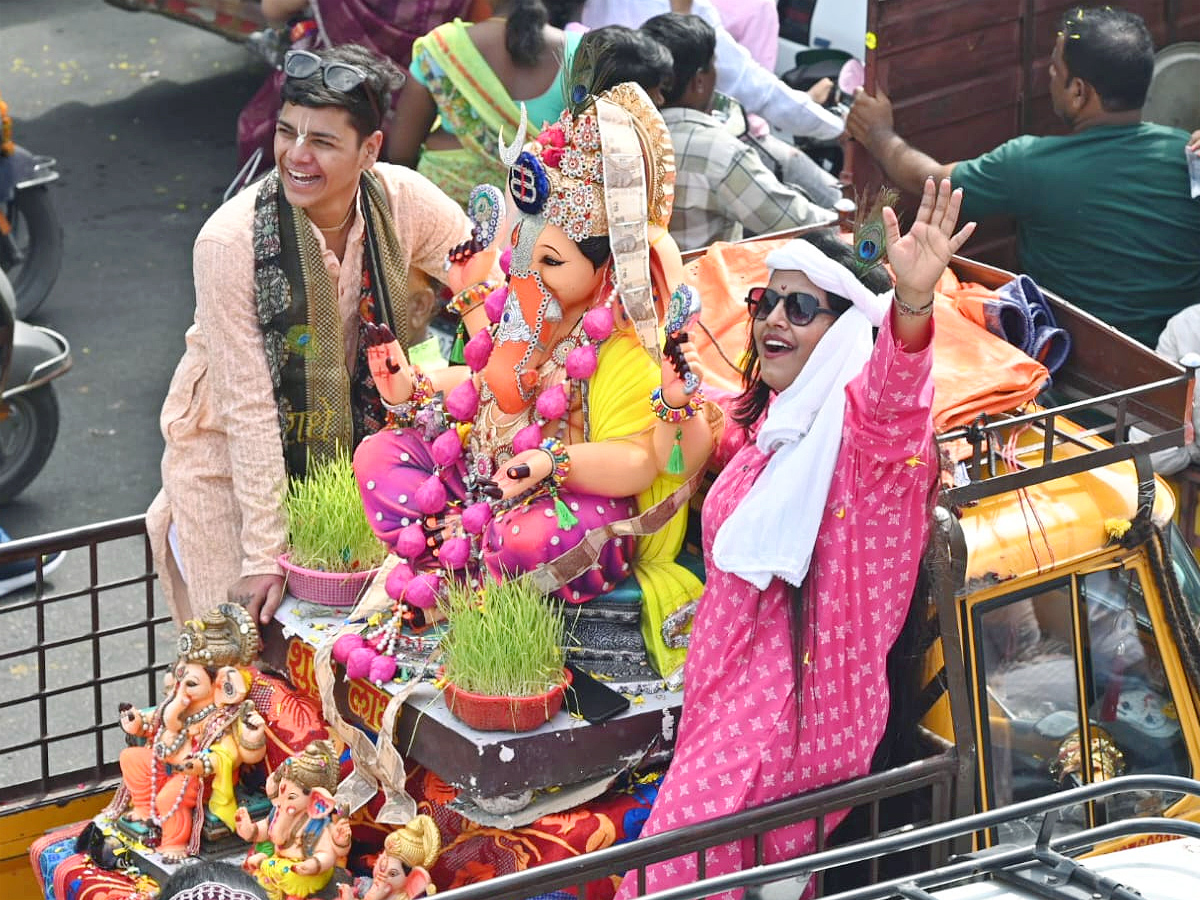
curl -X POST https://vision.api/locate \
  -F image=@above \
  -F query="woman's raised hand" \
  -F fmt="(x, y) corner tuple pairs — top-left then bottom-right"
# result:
(884, 177), (976, 301)
(365, 322), (413, 405)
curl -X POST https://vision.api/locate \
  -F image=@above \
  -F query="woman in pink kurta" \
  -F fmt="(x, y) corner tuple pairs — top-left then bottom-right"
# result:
(618, 179), (974, 899)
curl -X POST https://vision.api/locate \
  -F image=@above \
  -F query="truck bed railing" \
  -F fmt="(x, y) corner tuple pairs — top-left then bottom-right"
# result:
(938, 372), (1193, 508)
(0, 517), (961, 900)
(624, 774), (1200, 900)
(0, 515), (172, 808)
(429, 748), (959, 900)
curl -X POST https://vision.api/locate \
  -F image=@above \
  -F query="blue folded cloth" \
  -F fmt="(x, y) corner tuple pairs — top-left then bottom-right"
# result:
(995, 275), (1072, 374)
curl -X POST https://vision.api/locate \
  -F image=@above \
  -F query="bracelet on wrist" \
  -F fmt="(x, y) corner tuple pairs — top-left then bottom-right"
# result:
(538, 437), (579, 530)
(538, 437), (571, 488)
(650, 386), (706, 423)
(447, 281), (497, 318)
(894, 290), (935, 317)
(382, 366), (434, 427)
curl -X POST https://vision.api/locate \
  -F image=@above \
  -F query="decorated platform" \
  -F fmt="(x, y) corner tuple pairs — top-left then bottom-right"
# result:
(262, 595), (683, 820)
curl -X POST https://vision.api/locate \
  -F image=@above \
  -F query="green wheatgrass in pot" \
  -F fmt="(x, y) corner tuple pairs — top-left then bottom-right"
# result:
(283, 451), (387, 573)
(439, 573), (567, 698)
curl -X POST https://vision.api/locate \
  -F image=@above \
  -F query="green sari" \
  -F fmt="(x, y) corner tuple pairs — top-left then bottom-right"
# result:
(412, 20), (575, 207)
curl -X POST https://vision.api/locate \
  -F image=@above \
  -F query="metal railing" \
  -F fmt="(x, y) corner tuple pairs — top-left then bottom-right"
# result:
(0, 515), (172, 810)
(429, 749), (959, 900)
(939, 373), (1194, 508)
(629, 774), (1200, 900)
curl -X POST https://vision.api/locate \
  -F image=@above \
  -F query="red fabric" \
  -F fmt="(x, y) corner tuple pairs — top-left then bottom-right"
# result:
(339, 761), (660, 900)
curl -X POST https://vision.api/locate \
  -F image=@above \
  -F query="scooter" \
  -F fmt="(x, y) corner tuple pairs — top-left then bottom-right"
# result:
(0, 140), (64, 319)
(0, 265), (71, 503)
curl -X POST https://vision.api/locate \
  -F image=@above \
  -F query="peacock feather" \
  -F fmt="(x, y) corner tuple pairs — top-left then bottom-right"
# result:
(851, 187), (899, 278)
(562, 30), (621, 116)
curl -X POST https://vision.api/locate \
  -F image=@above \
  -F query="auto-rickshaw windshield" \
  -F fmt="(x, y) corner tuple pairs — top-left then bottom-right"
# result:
(1167, 524), (1200, 646)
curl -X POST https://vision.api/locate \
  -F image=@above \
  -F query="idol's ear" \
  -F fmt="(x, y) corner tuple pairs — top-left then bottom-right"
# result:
(215, 667), (249, 706)
(307, 787), (336, 820)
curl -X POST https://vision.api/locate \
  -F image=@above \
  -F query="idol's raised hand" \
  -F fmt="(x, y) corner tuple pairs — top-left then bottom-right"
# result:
(365, 322), (413, 406)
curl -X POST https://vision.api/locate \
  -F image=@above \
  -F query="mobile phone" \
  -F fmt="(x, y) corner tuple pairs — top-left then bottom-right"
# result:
(564, 662), (631, 724)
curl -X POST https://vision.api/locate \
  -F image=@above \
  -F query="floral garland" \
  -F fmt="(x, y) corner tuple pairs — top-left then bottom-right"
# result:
(0, 93), (14, 157)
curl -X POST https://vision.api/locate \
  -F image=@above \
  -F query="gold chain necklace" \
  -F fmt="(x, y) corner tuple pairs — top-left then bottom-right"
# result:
(315, 202), (355, 232)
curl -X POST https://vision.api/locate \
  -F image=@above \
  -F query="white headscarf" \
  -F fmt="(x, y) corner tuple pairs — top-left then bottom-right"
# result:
(711, 239), (892, 589)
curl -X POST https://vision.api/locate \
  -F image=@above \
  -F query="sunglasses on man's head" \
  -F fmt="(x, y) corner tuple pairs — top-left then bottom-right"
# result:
(745, 287), (838, 327)
(283, 50), (386, 120)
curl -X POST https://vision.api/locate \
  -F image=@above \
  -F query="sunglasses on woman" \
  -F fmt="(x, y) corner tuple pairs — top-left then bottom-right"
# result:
(745, 287), (838, 327)
(283, 50), (384, 120)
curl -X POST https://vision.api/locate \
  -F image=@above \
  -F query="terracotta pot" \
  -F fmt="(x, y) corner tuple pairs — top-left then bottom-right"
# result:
(443, 668), (573, 732)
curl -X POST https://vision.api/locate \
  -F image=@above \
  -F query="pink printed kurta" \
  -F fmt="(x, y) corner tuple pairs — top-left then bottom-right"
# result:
(618, 314), (936, 899)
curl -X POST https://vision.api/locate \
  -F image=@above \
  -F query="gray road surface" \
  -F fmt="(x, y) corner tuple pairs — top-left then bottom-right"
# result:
(1, 0), (267, 791)
(3, 0), (268, 537)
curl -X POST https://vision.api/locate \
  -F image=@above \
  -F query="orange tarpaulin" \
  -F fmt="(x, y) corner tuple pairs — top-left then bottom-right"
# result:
(683, 240), (1050, 432)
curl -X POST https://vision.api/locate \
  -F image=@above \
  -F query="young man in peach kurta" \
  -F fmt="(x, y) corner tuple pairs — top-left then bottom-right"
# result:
(147, 162), (469, 624)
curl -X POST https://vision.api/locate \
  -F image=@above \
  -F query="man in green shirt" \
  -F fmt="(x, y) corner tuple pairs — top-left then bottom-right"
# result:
(846, 6), (1200, 347)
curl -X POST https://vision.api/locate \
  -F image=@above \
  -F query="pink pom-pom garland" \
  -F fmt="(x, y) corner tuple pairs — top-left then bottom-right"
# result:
(535, 383), (569, 421)
(484, 285), (508, 325)
(566, 344), (599, 380)
(395, 523), (427, 561)
(415, 475), (448, 515)
(463, 328), (494, 372)
(461, 502), (494, 535)
(446, 378), (479, 421)
(440, 536), (472, 569)
(368, 655), (398, 685)
(512, 423), (544, 455)
(346, 646), (377, 680)
(583, 305), (614, 342)
(405, 572), (441, 609)
(431, 428), (464, 467)
(332, 633), (366, 665)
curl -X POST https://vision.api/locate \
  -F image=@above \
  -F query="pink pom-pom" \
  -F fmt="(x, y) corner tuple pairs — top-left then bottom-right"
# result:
(446, 378), (480, 421)
(484, 286), (508, 324)
(583, 306), (614, 342)
(415, 475), (448, 515)
(404, 573), (441, 609)
(535, 384), (569, 421)
(461, 502), (494, 535)
(463, 327), (494, 372)
(368, 655), (398, 685)
(566, 344), (599, 380)
(332, 633), (366, 665)
(395, 524), (427, 561)
(512, 423), (543, 455)
(385, 561), (415, 598)
(499, 248), (513, 276)
(346, 646), (377, 680)
(431, 429), (464, 467)
(440, 536), (471, 569)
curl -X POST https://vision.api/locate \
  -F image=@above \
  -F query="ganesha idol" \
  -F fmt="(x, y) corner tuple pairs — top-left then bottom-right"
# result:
(337, 816), (440, 900)
(350, 82), (718, 678)
(235, 740), (350, 900)
(105, 602), (265, 861)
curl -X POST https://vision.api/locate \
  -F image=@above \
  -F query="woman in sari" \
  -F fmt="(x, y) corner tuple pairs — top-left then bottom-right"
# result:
(387, 0), (585, 207)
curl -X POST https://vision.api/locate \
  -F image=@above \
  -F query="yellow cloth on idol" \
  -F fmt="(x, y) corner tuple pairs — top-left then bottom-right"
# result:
(589, 329), (701, 678)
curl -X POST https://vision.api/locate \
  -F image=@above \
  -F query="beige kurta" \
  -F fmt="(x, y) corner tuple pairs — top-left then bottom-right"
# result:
(148, 163), (470, 624)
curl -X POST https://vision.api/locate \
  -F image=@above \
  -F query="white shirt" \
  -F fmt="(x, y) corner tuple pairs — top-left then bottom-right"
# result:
(581, 0), (844, 141)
